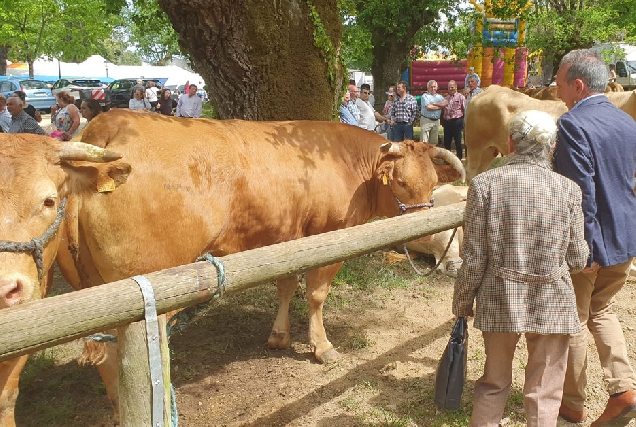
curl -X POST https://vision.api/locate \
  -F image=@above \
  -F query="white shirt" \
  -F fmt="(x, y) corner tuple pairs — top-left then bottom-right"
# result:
(176, 94), (203, 118)
(0, 108), (11, 132)
(356, 98), (376, 131)
(145, 87), (158, 102)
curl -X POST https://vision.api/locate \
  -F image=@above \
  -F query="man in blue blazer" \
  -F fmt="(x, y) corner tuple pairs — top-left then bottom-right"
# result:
(554, 48), (636, 426)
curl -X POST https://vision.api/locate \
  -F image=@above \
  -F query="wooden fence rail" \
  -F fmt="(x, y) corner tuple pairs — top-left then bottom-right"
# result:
(0, 202), (465, 426)
(0, 202), (465, 362)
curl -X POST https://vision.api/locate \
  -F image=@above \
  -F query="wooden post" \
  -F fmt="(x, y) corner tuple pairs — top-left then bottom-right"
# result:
(117, 321), (152, 427)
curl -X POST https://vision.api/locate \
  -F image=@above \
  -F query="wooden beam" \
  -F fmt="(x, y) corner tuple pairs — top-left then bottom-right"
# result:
(0, 202), (465, 362)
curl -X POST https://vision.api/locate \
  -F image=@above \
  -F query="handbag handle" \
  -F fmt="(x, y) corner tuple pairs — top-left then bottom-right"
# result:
(451, 317), (467, 340)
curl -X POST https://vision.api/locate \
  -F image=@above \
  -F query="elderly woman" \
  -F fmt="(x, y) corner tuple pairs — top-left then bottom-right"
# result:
(129, 88), (151, 110)
(453, 110), (589, 427)
(50, 91), (81, 140)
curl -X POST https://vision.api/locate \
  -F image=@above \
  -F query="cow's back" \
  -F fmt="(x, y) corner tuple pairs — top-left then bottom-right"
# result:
(465, 86), (567, 180)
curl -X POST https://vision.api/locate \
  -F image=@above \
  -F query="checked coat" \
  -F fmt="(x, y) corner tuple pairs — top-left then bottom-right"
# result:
(452, 157), (589, 334)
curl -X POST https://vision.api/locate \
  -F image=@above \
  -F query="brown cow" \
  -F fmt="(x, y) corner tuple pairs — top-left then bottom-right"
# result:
(464, 86), (636, 180)
(0, 111), (464, 425)
(0, 137), (123, 427)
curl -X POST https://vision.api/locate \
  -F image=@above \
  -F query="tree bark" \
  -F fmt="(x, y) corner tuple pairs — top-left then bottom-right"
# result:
(157, 0), (344, 120)
(0, 46), (7, 76)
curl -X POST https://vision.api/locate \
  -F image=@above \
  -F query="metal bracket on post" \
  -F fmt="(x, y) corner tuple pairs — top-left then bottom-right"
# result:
(131, 275), (165, 427)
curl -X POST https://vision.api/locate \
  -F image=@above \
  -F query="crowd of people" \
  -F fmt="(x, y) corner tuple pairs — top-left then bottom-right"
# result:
(0, 79), (205, 138)
(339, 70), (485, 162)
(338, 50), (636, 427)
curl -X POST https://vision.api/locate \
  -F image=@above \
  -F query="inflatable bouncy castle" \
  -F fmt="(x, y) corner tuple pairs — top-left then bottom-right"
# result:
(467, 0), (532, 87)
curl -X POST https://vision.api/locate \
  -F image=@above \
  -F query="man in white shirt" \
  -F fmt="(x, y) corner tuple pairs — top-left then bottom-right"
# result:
(0, 95), (11, 132)
(176, 84), (203, 118)
(356, 83), (386, 131)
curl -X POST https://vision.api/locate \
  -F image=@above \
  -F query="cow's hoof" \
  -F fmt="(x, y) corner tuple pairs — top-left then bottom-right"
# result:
(316, 348), (340, 364)
(267, 331), (290, 350)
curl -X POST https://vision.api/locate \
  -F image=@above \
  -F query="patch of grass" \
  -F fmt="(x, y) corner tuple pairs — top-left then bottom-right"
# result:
(200, 102), (216, 119)
(340, 395), (360, 412)
(21, 350), (57, 385)
(347, 333), (374, 350)
(334, 253), (416, 292)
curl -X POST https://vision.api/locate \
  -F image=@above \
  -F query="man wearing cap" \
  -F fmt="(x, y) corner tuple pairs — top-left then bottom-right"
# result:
(420, 80), (447, 145)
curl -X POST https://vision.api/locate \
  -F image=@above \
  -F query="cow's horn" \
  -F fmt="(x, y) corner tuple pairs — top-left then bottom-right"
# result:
(380, 142), (401, 154)
(59, 142), (123, 163)
(433, 147), (466, 182)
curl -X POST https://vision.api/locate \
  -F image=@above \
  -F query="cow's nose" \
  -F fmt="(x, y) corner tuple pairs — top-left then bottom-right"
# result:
(0, 279), (23, 308)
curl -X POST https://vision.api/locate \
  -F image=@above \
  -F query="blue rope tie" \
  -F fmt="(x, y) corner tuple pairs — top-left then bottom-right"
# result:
(166, 253), (226, 337)
(86, 333), (118, 343)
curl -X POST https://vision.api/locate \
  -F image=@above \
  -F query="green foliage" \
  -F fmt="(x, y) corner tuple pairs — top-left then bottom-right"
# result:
(0, 0), (119, 69)
(124, 0), (181, 65)
(341, 16), (373, 71)
(306, 0), (340, 90)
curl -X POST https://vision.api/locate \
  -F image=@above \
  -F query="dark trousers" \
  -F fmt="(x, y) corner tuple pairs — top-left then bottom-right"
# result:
(442, 117), (464, 159)
(390, 123), (414, 142)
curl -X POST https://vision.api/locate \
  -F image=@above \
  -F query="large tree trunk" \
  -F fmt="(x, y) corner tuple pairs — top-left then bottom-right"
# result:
(0, 46), (7, 76)
(370, 40), (410, 112)
(158, 0), (344, 120)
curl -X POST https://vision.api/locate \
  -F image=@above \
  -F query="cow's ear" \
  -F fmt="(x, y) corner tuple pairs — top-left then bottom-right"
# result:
(62, 162), (131, 194)
(376, 160), (395, 185)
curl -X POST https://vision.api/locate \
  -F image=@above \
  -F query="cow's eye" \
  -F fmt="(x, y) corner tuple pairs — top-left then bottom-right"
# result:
(43, 198), (56, 208)
(397, 178), (406, 187)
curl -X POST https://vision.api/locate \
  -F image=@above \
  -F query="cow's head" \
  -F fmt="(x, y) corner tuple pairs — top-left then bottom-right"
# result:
(0, 134), (128, 309)
(376, 141), (465, 217)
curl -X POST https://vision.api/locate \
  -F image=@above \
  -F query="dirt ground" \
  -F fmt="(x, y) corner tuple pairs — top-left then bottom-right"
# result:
(14, 254), (636, 427)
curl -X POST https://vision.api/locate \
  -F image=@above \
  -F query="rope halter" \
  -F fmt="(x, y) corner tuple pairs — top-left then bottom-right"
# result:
(388, 179), (435, 215)
(0, 198), (67, 281)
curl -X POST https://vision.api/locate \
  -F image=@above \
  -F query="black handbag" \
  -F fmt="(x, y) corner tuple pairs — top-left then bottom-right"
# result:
(434, 316), (468, 410)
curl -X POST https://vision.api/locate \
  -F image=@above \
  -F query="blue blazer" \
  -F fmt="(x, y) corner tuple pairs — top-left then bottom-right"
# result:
(553, 94), (636, 267)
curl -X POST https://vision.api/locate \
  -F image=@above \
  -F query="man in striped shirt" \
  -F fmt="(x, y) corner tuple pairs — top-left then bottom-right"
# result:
(6, 97), (45, 135)
(388, 81), (418, 142)
(442, 80), (466, 160)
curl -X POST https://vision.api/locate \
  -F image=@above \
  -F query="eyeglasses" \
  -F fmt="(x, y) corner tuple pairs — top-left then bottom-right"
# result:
(361, 91), (370, 95)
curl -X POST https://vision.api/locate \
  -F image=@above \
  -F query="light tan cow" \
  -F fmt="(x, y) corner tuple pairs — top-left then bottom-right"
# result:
(0, 112), (465, 426)
(405, 184), (468, 277)
(464, 86), (636, 180)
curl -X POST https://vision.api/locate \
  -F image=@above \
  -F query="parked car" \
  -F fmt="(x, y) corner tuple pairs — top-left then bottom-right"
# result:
(0, 78), (56, 112)
(108, 78), (163, 108)
(51, 78), (111, 111)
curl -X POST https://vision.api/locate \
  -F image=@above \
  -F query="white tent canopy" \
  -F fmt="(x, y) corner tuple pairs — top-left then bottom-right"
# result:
(7, 54), (205, 87)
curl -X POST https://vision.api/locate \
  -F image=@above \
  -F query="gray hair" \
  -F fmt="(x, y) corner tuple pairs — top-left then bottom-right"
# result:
(427, 80), (438, 89)
(559, 49), (608, 92)
(508, 110), (557, 162)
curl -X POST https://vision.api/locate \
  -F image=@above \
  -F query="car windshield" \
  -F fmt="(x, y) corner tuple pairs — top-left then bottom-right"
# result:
(69, 80), (102, 87)
(20, 80), (49, 90)
(626, 61), (636, 73)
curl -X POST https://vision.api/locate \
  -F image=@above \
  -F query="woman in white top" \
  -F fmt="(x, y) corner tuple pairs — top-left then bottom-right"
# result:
(145, 81), (158, 110)
(50, 91), (81, 140)
(129, 88), (151, 110)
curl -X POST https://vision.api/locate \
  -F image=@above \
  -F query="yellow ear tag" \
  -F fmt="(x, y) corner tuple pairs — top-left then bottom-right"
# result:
(97, 176), (116, 193)
(382, 175), (388, 185)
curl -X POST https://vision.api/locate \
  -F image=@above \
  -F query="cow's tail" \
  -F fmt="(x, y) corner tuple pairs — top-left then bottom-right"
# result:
(433, 148), (466, 183)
